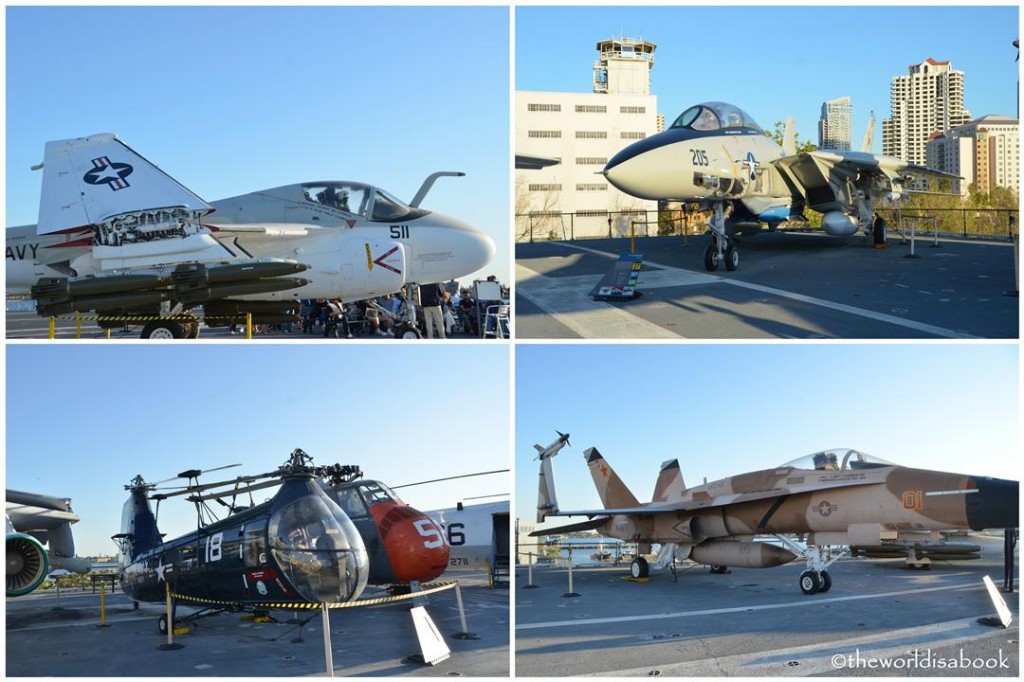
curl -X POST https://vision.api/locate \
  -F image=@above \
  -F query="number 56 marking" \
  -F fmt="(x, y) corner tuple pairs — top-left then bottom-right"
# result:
(413, 519), (446, 548)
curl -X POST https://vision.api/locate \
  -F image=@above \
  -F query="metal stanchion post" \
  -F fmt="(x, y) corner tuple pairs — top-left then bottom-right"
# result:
(905, 220), (919, 259)
(524, 552), (538, 589)
(76, 312), (82, 338)
(563, 553), (580, 598)
(48, 317), (56, 339)
(246, 312), (253, 339)
(451, 581), (479, 639)
(321, 603), (334, 677)
(158, 583), (183, 650)
(97, 582), (111, 627)
(930, 217), (940, 248)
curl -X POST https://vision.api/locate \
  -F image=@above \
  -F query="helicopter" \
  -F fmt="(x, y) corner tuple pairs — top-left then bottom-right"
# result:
(113, 448), (451, 633)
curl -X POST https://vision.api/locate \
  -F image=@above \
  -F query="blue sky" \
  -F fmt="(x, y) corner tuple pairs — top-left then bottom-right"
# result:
(5, 6), (510, 283)
(516, 344), (1019, 528)
(516, 6), (1019, 152)
(6, 345), (510, 556)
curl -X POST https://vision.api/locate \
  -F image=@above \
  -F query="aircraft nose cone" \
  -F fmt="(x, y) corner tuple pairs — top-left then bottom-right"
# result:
(441, 213), (496, 277)
(603, 129), (691, 201)
(966, 476), (1019, 530)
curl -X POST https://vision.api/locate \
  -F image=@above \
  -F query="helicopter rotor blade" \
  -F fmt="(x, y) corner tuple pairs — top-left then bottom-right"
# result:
(391, 469), (509, 490)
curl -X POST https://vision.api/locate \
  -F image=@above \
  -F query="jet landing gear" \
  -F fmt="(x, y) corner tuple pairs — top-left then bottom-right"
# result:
(630, 556), (650, 579)
(703, 202), (739, 272)
(776, 535), (840, 595)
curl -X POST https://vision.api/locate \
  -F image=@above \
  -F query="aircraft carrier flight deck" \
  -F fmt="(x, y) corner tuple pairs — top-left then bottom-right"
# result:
(5, 574), (509, 677)
(515, 535), (1018, 677)
(516, 233), (1019, 339)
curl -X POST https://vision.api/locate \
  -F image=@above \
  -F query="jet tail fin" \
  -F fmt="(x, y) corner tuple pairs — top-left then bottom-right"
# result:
(537, 452), (559, 522)
(782, 117), (797, 156)
(652, 459), (686, 502)
(585, 447), (640, 509)
(36, 133), (212, 235)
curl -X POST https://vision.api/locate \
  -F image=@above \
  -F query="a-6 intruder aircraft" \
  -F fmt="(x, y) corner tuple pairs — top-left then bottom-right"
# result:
(602, 101), (956, 272)
(533, 439), (1018, 595)
(6, 134), (495, 338)
(115, 449), (452, 633)
(6, 489), (92, 596)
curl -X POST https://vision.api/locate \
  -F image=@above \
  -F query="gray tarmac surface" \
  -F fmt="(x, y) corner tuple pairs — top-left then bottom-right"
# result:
(515, 535), (1018, 677)
(516, 233), (1020, 339)
(5, 575), (509, 677)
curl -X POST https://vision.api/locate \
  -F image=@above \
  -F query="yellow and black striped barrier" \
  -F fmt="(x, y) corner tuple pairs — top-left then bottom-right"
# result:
(169, 580), (457, 610)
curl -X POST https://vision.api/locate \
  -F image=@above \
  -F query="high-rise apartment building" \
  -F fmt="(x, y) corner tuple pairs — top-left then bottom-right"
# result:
(925, 115), (1019, 197)
(882, 58), (971, 165)
(818, 96), (852, 151)
(516, 37), (661, 240)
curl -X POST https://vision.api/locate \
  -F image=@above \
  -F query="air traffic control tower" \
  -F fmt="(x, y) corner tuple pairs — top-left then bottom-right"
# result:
(592, 36), (657, 98)
(516, 36), (661, 240)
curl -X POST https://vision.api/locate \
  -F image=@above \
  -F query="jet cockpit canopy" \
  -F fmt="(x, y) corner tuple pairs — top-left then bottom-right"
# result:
(782, 448), (897, 472)
(670, 102), (763, 133)
(301, 182), (430, 222)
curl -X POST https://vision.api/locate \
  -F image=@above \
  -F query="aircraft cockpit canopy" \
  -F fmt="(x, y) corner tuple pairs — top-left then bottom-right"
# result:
(782, 448), (897, 472)
(670, 102), (762, 133)
(329, 480), (405, 520)
(267, 491), (368, 603)
(302, 182), (429, 222)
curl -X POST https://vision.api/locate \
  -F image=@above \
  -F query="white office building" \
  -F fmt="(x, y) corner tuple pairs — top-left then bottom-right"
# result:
(818, 96), (852, 151)
(925, 115), (1019, 197)
(882, 58), (971, 166)
(516, 37), (661, 240)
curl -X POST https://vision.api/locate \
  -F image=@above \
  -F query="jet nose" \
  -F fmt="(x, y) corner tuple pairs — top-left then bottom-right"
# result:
(424, 212), (496, 280)
(966, 476), (1019, 530)
(603, 129), (691, 201)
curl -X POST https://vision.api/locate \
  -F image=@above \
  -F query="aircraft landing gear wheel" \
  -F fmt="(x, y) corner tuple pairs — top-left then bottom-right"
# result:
(703, 243), (720, 271)
(158, 613), (173, 635)
(799, 570), (820, 595)
(394, 323), (421, 340)
(709, 564), (729, 574)
(630, 556), (649, 579)
(141, 321), (186, 339)
(724, 244), (739, 271)
(818, 570), (832, 593)
(183, 321), (200, 339)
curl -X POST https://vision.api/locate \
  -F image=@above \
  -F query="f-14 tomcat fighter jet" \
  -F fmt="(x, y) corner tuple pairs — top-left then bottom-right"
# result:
(6, 134), (495, 338)
(602, 101), (956, 272)
(533, 439), (1018, 595)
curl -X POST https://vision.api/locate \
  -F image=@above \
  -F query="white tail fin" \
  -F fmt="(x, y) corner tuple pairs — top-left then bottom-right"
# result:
(860, 111), (875, 152)
(537, 455), (559, 522)
(781, 117), (797, 156)
(36, 134), (211, 235)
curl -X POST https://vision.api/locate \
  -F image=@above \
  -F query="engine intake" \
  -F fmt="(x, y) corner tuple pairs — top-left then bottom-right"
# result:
(6, 533), (50, 597)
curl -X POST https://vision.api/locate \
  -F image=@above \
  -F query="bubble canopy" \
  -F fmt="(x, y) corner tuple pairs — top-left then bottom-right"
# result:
(781, 449), (897, 472)
(669, 102), (763, 133)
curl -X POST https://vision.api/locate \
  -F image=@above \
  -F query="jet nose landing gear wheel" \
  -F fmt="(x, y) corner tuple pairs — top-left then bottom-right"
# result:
(703, 244), (720, 271)
(141, 321), (186, 339)
(630, 556), (649, 579)
(724, 245), (739, 271)
(799, 570), (820, 595)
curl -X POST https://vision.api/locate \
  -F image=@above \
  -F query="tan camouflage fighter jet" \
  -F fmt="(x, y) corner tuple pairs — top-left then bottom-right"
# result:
(532, 436), (1018, 595)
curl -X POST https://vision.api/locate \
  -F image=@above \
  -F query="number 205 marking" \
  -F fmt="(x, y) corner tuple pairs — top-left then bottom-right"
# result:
(413, 519), (446, 548)
(690, 149), (709, 166)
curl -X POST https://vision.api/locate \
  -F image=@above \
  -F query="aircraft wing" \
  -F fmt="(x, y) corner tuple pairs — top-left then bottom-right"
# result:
(548, 476), (883, 517)
(773, 150), (959, 213)
(529, 517), (610, 536)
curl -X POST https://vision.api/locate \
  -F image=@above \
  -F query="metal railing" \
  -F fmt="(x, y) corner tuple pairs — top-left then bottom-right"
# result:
(516, 208), (1019, 243)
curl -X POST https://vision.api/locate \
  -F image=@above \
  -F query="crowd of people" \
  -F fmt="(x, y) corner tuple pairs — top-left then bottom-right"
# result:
(242, 278), (508, 339)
